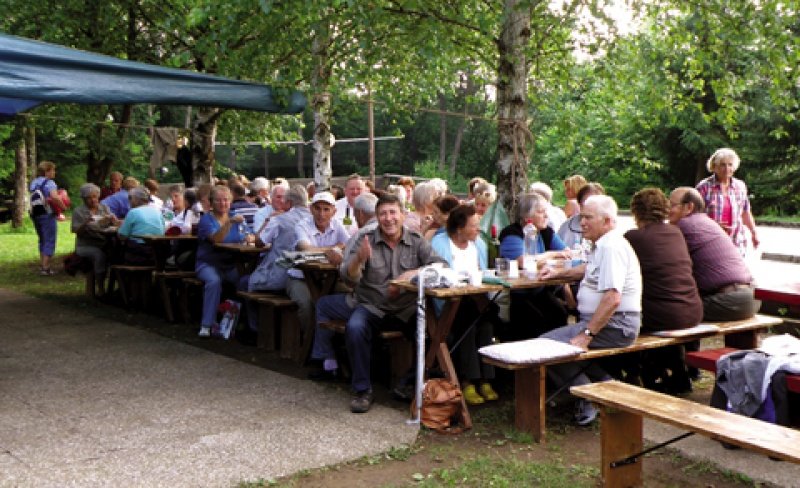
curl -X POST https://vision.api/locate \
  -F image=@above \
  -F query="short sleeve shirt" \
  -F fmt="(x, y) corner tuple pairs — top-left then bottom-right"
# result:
(577, 229), (642, 315)
(195, 213), (245, 269)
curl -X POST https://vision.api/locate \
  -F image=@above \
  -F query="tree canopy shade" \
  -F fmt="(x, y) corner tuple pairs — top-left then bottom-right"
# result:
(0, 33), (306, 117)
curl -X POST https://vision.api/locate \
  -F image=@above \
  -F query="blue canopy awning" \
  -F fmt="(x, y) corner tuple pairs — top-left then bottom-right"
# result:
(0, 33), (305, 117)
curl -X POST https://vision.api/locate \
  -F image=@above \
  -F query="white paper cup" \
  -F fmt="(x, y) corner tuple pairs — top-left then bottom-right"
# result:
(508, 260), (519, 279)
(469, 269), (482, 287)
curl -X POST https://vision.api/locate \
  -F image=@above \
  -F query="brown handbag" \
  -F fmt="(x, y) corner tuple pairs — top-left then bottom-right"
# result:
(411, 378), (463, 433)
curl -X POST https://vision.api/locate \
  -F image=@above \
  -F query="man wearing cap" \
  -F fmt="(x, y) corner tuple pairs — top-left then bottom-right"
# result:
(309, 193), (444, 414)
(288, 191), (351, 344)
(334, 174), (365, 236)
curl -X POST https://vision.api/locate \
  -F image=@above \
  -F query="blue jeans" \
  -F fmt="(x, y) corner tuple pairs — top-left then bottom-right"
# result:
(34, 214), (57, 257)
(196, 263), (239, 327)
(312, 294), (383, 393)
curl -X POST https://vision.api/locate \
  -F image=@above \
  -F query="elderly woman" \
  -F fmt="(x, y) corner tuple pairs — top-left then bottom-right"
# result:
(623, 188), (703, 393)
(71, 183), (119, 294)
(499, 192), (570, 338)
(696, 148), (759, 256)
(563, 174), (587, 218)
(195, 185), (251, 337)
(117, 187), (164, 264)
(530, 181), (567, 231)
(472, 181), (496, 218)
(404, 182), (439, 233)
(431, 204), (498, 405)
(30, 161), (66, 276)
(557, 182), (605, 249)
(249, 177), (271, 207)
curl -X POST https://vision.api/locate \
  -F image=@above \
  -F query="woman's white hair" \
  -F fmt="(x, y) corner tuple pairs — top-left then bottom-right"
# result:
(412, 182), (439, 210)
(529, 182), (553, 202)
(518, 192), (547, 223)
(385, 184), (407, 208)
(706, 148), (741, 173)
(427, 178), (448, 197)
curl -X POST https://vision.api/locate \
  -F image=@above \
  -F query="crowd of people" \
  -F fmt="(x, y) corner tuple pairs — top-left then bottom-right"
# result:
(30, 147), (761, 421)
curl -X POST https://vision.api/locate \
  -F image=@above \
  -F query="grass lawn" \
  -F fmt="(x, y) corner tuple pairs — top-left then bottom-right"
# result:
(0, 218), (85, 297)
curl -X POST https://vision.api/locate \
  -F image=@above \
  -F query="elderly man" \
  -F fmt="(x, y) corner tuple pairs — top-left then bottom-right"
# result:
(253, 181), (290, 238)
(309, 193), (444, 413)
(538, 195), (642, 426)
(242, 185), (311, 337)
(343, 192), (379, 259)
(102, 176), (139, 219)
(668, 187), (760, 321)
(334, 174), (365, 236)
(288, 192), (351, 342)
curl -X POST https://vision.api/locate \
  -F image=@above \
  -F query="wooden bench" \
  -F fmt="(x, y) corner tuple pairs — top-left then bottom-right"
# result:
(480, 314), (783, 442)
(108, 264), (155, 309)
(571, 380), (800, 487)
(686, 347), (800, 393)
(320, 319), (413, 386)
(238, 291), (302, 360)
(153, 270), (195, 322)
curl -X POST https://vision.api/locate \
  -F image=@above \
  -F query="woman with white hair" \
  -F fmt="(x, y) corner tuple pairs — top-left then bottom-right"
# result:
(696, 148), (759, 256)
(499, 192), (571, 339)
(250, 177), (271, 207)
(471, 181), (496, 217)
(530, 181), (567, 231)
(72, 183), (119, 294)
(117, 187), (165, 264)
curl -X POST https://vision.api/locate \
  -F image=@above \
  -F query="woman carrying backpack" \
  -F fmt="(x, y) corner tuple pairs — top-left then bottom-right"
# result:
(30, 161), (66, 276)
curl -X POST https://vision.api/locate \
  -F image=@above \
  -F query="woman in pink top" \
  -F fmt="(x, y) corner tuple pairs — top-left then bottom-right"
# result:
(696, 148), (759, 256)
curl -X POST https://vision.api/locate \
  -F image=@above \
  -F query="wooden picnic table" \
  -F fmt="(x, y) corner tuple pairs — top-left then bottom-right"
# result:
(213, 242), (264, 275)
(295, 260), (341, 302)
(392, 275), (573, 429)
(141, 234), (197, 271)
(755, 281), (800, 307)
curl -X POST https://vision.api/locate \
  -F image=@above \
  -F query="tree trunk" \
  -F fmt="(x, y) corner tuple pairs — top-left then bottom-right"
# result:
(439, 93), (447, 171)
(12, 122), (28, 228)
(25, 122), (36, 182)
(191, 107), (222, 186)
(450, 119), (466, 180)
(496, 0), (532, 222)
(312, 23), (334, 191)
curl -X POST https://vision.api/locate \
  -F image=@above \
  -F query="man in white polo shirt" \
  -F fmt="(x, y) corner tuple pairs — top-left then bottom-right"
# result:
(538, 194), (642, 426)
(289, 191), (351, 342)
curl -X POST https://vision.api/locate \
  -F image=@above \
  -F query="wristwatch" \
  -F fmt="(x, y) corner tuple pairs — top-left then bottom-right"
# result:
(583, 328), (596, 338)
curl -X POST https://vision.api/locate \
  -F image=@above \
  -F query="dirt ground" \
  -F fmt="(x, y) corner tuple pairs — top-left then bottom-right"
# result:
(77, 299), (768, 488)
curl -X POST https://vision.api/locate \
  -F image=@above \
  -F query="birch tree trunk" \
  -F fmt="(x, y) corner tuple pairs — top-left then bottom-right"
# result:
(312, 23), (334, 192)
(496, 0), (532, 222)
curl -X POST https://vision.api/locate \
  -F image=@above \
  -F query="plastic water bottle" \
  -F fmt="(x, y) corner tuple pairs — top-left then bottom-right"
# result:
(522, 219), (538, 271)
(238, 221), (247, 244)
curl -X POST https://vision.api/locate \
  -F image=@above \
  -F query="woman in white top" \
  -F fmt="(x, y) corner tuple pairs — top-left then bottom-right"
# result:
(430, 204), (498, 406)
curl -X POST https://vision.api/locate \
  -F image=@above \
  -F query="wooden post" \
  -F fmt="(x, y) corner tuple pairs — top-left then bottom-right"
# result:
(367, 86), (375, 184)
(601, 407), (643, 487)
(515, 366), (547, 443)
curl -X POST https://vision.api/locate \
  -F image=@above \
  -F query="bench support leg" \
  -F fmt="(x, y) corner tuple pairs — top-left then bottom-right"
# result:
(724, 330), (758, 350)
(600, 407), (643, 488)
(515, 365), (547, 443)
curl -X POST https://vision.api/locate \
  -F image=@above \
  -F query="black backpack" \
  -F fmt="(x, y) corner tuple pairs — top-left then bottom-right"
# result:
(29, 179), (50, 217)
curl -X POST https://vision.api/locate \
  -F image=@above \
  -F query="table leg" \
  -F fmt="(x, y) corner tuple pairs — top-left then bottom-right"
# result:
(515, 365), (547, 442)
(600, 407), (643, 488)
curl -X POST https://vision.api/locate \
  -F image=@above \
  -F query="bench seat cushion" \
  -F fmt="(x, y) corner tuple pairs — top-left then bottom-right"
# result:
(479, 338), (583, 366)
(644, 323), (720, 338)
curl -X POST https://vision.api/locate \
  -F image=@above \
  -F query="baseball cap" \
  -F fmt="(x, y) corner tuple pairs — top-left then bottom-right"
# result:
(310, 191), (336, 206)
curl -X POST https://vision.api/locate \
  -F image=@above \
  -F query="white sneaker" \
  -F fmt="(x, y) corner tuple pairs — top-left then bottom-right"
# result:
(198, 326), (211, 338)
(574, 399), (598, 426)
